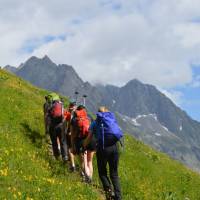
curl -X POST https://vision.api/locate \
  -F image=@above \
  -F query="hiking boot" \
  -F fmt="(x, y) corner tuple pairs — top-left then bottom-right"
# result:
(81, 175), (86, 182)
(69, 166), (76, 172)
(62, 156), (69, 163)
(85, 175), (92, 184)
(80, 171), (86, 182)
(105, 189), (115, 200)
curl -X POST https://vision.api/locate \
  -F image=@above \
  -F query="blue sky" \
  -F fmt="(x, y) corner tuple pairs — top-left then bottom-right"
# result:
(175, 67), (200, 121)
(0, 0), (200, 121)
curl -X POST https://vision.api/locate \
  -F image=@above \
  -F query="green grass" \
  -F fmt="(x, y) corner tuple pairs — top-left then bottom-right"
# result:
(120, 136), (200, 200)
(1, 69), (200, 200)
(0, 70), (102, 200)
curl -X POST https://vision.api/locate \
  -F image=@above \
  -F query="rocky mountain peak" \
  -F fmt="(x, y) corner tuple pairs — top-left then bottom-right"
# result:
(42, 55), (54, 64)
(4, 65), (17, 73)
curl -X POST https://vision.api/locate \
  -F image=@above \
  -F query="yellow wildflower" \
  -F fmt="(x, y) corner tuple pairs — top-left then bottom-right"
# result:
(0, 167), (8, 176)
(4, 150), (9, 155)
(46, 178), (55, 184)
(18, 191), (22, 196)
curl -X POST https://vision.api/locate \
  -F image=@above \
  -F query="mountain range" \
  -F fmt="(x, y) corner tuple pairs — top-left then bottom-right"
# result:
(4, 55), (200, 171)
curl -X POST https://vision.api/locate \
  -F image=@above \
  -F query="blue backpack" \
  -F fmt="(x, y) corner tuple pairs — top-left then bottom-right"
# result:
(96, 112), (123, 148)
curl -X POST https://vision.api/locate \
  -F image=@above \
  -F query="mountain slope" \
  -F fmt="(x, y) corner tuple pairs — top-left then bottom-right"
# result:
(4, 56), (200, 172)
(1, 69), (200, 200)
(116, 113), (200, 171)
(0, 69), (102, 200)
(99, 80), (200, 171)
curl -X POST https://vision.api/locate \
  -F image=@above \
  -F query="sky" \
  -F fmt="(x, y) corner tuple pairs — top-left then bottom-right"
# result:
(0, 0), (200, 121)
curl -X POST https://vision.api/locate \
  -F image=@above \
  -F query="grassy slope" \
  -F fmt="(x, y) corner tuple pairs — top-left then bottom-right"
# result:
(0, 69), (102, 200)
(1, 69), (200, 200)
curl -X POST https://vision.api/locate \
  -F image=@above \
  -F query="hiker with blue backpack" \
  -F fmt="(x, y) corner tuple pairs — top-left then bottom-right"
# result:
(83, 106), (123, 200)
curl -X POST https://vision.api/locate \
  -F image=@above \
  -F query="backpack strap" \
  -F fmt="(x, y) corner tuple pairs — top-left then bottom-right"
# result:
(101, 122), (105, 150)
(61, 101), (64, 119)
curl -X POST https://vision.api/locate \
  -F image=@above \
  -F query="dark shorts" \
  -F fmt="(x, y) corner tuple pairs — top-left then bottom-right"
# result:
(86, 136), (96, 152)
(74, 137), (84, 155)
(66, 134), (72, 148)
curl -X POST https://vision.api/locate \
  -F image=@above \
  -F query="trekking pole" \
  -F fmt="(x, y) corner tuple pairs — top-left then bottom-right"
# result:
(74, 91), (79, 105)
(82, 94), (87, 107)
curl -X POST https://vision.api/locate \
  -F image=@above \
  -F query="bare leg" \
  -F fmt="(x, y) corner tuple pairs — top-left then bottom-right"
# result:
(83, 151), (90, 177)
(67, 148), (76, 172)
(87, 151), (95, 178)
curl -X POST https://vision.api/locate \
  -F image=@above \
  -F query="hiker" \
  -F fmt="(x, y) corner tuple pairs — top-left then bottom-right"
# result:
(82, 117), (96, 183)
(83, 106), (123, 200)
(71, 105), (92, 182)
(64, 101), (77, 172)
(48, 93), (68, 162)
(43, 95), (51, 137)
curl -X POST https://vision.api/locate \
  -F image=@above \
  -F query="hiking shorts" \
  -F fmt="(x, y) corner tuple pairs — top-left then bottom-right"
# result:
(85, 136), (96, 152)
(66, 134), (72, 148)
(74, 137), (85, 155)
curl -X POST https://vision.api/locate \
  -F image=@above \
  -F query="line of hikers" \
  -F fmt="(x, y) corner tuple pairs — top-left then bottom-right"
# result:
(43, 92), (123, 200)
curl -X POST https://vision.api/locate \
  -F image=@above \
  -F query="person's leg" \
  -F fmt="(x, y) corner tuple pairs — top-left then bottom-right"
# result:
(74, 137), (85, 178)
(87, 151), (95, 179)
(96, 149), (111, 191)
(49, 126), (60, 159)
(57, 137), (61, 151)
(68, 148), (76, 171)
(79, 152), (86, 180)
(56, 125), (68, 162)
(83, 151), (90, 180)
(66, 134), (76, 171)
(108, 145), (122, 200)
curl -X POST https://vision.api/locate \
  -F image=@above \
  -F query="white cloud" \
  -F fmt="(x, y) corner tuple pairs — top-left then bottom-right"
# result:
(160, 89), (184, 106)
(1, 0), (200, 88)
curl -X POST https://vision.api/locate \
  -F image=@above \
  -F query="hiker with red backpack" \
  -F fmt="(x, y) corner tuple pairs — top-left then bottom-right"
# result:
(83, 106), (123, 200)
(71, 104), (95, 183)
(82, 116), (96, 183)
(64, 101), (77, 172)
(48, 93), (68, 162)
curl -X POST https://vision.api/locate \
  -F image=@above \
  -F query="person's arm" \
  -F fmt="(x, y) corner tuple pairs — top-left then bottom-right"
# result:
(83, 121), (96, 148)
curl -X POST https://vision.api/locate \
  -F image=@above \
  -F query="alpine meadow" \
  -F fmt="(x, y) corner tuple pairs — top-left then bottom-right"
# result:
(1, 69), (200, 200)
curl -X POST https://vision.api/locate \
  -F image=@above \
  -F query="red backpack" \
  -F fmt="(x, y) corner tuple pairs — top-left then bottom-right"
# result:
(75, 109), (90, 138)
(50, 101), (64, 119)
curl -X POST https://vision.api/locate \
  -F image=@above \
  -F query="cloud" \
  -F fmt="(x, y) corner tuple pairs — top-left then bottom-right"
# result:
(160, 89), (184, 106)
(1, 0), (200, 88)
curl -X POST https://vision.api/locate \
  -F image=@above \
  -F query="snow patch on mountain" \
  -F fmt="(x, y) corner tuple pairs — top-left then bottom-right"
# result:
(136, 113), (158, 121)
(149, 114), (158, 121)
(131, 118), (141, 126)
(155, 133), (161, 136)
(162, 126), (169, 132)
